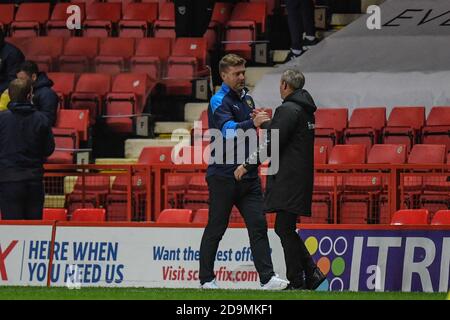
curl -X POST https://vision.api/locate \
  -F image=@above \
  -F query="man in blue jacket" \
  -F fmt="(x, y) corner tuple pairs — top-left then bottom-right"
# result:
(17, 61), (59, 126)
(199, 54), (289, 290)
(0, 79), (55, 220)
(0, 29), (25, 94)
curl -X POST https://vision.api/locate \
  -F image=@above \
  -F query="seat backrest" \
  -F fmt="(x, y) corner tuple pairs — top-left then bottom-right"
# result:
(112, 73), (151, 96)
(0, 4), (15, 25)
(111, 175), (147, 192)
(75, 73), (111, 95)
(15, 3), (50, 23)
(315, 108), (348, 131)
(408, 144), (446, 164)
(349, 107), (386, 131)
(48, 72), (76, 96)
(157, 209), (193, 223)
(211, 2), (233, 24)
(387, 106), (425, 129)
(192, 209), (209, 223)
(230, 2), (266, 31)
(51, 2), (86, 21)
(368, 144), (407, 164)
(72, 208), (106, 222)
(426, 106), (450, 126)
(328, 145), (366, 164)
(138, 146), (174, 164)
(135, 38), (172, 60)
(27, 37), (64, 59)
(52, 127), (79, 148)
(391, 209), (429, 225)
(86, 3), (122, 22)
(431, 210), (450, 225)
(62, 37), (99, 58)
(157, 2), (175, 21)
(123, 2), (158, 22)
(55, 109), (90, 141)
(73, 176), (110, 193)
(171, 38), (207, 67)
(98, 38), (135, 58)
(314, 145), (327, 164)
(43, 208), (68, 221)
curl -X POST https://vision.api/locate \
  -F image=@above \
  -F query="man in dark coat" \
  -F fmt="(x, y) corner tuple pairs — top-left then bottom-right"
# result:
(17, 61), (58, 126)
(0, 79), (55, 220)
(235, 69), (326, 290)
(0, 29), (25, 94)
(174, 0), (215, 37)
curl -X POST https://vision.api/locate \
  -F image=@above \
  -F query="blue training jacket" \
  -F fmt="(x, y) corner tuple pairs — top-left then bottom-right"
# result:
(206, 83), (258, 179)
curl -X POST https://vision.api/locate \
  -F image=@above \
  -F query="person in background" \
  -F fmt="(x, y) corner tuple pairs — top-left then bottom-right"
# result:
(235, 69), (326, 290)
(284, 0), (320, 62)
(0, 29), (25, 95)
(174, 0), (216, 37)
(17, 61), (59, 126)
(0, 79), (55, 220)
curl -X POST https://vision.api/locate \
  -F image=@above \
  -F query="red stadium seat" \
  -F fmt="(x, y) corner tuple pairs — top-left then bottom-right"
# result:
(205, 2), (233, 50)
(106, 175), (149, 221)
(138, 146), (174, 164)
(0, 4), (15, 32)
(224, 2), (266, 60)
(71, 208), (106, 222)
(105, 73), (153, 133)
(83, 2), (122, 37)
(105, 0), (135, 13)
(315, 108), (348, 151)
(153, 2), (175, 39)
(408, 144), (446, 164)
(11, 3), (50, 37)
(43, 208), (68, 221)
(165, 38), (209, 96)
(47, 3), (86, 37)
(119, 3), (158, 38)
(192, 209), (209, 224)
(67, 177), (110, 216)
(70, 73), (111, 124)
(95, 38), (135, 75)
(25, 37), (64, 72)
(314, 145), (328, 164)
(422, 106), (450, 151)
(344, 107), (386, 155)
(157, 209), (193, 223)
(430, 210), (450, 225)
(59, 37), (99, 73)
(390, 209), (429, 225)
(329, 145), (366, 164)
(131, 38), (172, 80)
(47, 72), (76, 109)
(47, 128), (79, 164)
(382, 106), (425, 152)
(368, 144), (407, 164)
(184, 174), (209, 211)
(55, 109), (90, 142)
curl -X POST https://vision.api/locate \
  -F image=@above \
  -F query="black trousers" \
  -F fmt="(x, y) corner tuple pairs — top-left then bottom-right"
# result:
(174, 0), (215, 38)
(274, 211), (316, 287)
(285, 0), (316, 50)
(0, 180), (44, 220)
(199, 175), (275, 285)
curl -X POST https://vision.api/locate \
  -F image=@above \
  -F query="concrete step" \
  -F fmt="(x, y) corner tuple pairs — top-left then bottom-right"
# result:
(124, 138), (189, 159)
(184, 102), (208, 123)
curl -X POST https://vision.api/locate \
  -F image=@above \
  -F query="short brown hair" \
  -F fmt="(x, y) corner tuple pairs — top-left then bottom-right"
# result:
(9, 79), (32, 103)
(219, 54), (246, 73)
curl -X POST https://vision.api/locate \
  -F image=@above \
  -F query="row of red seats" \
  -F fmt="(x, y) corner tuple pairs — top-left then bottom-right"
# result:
(7, 37), (208, 90)
(391, 209), (450, 225)
(0, 1), (267, 59)
(310, 106), (450, 154)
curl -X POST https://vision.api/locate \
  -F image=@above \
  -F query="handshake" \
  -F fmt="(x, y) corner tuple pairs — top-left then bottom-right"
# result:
(252, 109), (271, 128)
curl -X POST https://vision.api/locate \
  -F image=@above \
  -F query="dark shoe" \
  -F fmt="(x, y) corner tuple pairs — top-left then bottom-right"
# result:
(283, 283), (306, 290)
(303, 37), (320, 46)
(282, 49), (307, 63)
(306, 268), (326, 290)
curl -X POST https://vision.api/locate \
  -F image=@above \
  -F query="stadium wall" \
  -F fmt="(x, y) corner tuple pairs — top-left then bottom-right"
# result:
(0, 222), (449, 292)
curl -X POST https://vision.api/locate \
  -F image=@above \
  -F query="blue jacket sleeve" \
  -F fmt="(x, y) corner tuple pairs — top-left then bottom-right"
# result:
(211, 98), (254, 139)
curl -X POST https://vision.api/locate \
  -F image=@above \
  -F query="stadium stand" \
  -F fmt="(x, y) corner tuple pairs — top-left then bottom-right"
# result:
(157, 209), (193, 223)
(71, 208), (106, 222)
(390, 209), (430, 225)
(43, 208), (68, 221)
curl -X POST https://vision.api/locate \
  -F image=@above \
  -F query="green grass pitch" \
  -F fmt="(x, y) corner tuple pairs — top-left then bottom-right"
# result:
(0, 287), (447, 300)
